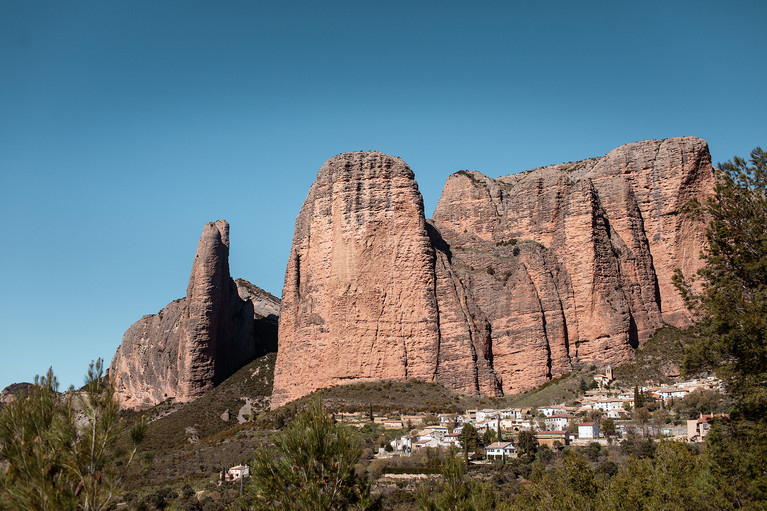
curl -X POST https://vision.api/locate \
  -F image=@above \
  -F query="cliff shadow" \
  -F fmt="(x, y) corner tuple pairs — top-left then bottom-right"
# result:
(425, 222), (453, 263)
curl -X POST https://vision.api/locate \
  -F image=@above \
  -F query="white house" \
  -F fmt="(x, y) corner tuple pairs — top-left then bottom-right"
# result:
(485, 441), (516, 461)
(498, 409), (521, 419)
(225, 465), (250, 481)
(538, 406), (567, 417)
(655, 387), (690, 402)
(577, 422), (600, 439)
(442, 432), (462, 447)
(594, 399), (627, 413)
(476, 409), (500, 422)
(420, 426), (449, 442)
(413, 436), (441, 450)
(438, 413), (460, 425)
(391, 435), (412, 452)
(544, 414), (575, 431)
(475, 419), (500, 433)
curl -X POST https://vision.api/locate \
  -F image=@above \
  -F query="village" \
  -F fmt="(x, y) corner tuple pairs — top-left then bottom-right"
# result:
(324, 367), (728, 463)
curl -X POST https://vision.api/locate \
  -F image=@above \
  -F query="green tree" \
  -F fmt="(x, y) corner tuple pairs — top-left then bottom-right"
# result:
(516, 430), (538, 458)
(0, 369), (72, 510)
(704, 418), (767, 507)
(601, 418), (616, 436)
(673, 147), (767, 507)
(416, 452), (499, 511)
(675, 147), (767, 418)
(633, 386), (644, 409)
(510, 450), (597, 510)
(633, 407), (651, 437)
(0, 361), (145, 511)
(458, 423), (479, 462)
(601, 441), (718, 511)
(481, 427), (496, 447)
(247, 398), (370, 510)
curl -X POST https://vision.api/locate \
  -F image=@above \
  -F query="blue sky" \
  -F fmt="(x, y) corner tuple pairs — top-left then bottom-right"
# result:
(1, 1), (765, 390)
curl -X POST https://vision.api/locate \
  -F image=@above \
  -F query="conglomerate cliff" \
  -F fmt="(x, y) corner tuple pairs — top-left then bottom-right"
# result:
(271, 137), (713, 407)
(110, 220), (279, 409)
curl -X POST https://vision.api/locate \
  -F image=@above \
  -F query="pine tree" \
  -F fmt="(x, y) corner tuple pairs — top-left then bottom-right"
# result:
(416, 452), (497, 511)
(247, 398), (370, 510)
(516, 430), (538, 458)
(0, 361), (145, 511)
(675, 147), (767, 418)
(673, 147), (767, 506)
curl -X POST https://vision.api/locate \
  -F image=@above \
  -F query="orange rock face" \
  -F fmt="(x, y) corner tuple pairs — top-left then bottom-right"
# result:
(110, 220), (279, 409)
(272, 137), (714, 407)
(271, 153), (495, 408)
(432, 137), (713, 392)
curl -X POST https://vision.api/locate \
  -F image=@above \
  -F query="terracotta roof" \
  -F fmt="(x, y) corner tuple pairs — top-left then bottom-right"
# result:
(698, 413), (730, 423)
(486, 442), (515, 450)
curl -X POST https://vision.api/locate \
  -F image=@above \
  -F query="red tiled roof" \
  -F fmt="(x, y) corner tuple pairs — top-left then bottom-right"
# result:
(698, 413), (730, 424)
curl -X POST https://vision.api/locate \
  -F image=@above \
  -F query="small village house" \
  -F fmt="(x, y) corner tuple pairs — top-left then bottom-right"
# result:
(578, 422), (599, 439)
(687, 413), (730, 442)
(485, 441), (516, 461)
(225, 465), (250, 481)
(537, 430), (569, 447)
(538, 406), (567, 417)
(544, 413), (575, 431)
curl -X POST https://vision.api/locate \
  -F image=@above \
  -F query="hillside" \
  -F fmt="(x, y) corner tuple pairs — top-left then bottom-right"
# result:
(612, 325), (699, 385)
(134, 352), (275, 452)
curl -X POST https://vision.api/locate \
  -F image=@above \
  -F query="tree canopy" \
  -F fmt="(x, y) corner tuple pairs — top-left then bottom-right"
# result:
(0, 360), (145, 511)
(247, 398), (370, 510)
(675, 146), (767, 419)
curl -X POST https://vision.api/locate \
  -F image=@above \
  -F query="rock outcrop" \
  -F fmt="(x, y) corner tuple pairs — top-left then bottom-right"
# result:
(431, 137), (713, 393)
(271, 152), (486, 408)
(272, 137), (714, 407)
(110, 220), (280, 409)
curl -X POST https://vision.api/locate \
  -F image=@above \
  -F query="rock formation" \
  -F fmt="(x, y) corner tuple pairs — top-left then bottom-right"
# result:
(110, 220), (280, 409)
(272, 137), (714, 407)
(271, 152), (487, 409)
(431, 137), (713, 394)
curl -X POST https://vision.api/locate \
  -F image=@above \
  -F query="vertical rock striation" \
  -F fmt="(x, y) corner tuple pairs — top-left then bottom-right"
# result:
(271, 152), (500, 408)
(431, 136), (713, 391)
(110, 220), (280, 409)
(272, 137), (714, 406)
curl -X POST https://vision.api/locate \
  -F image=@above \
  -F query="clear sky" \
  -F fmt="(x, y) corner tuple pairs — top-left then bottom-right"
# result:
(1, 1), (765, 391)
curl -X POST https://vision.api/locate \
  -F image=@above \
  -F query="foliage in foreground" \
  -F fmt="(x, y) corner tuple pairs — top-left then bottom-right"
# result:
(675, 146), (767, 418)
(416, 452), (498, 511)
(0, 360), (145, 511)
(509, 443), (726, 511)
(245, 398), (374, 510)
